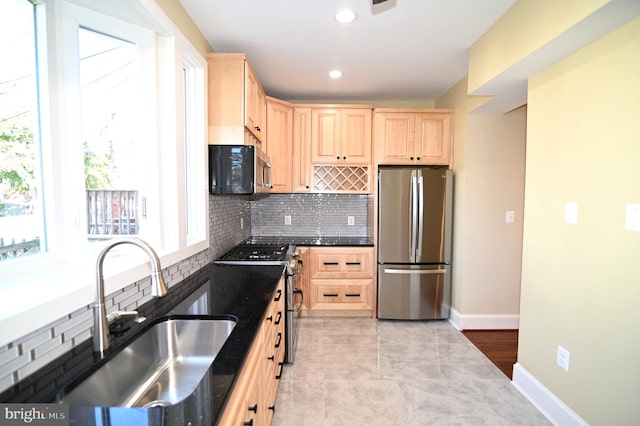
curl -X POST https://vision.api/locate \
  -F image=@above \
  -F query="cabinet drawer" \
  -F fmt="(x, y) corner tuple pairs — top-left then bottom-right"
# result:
(310, 279), (372, 307)
(310, 247), (374, 279)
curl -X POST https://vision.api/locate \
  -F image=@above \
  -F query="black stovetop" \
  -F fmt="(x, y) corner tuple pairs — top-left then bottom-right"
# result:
(216, 242), (290, 262)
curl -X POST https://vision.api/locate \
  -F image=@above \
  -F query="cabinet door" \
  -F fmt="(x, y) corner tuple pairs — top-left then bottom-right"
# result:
(298, 247), (310, 311)
(207, 55), (246, 145)
(266, 98), (293, 193)
(341, 108), (372, 164)
(244, 61), (266, 143)
(311, 108), (341, 163)
(292, 108), (312, 192)
(414, 112), (452, 165)
(375, 112), (416, 164)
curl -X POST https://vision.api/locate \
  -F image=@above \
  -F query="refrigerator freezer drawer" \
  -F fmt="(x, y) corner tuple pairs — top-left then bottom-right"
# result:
(377, 265), (451, 320)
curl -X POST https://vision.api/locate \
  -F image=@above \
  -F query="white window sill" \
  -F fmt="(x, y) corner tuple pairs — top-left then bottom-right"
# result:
(0, 240), (208, 348)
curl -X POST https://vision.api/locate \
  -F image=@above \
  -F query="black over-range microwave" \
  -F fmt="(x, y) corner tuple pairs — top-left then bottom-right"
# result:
(208, 145), (272, 195)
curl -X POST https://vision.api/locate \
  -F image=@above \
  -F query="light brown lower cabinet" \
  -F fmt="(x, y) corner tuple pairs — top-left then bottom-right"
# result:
(306, 247), (375, 317)
(218, 275), (285, 426)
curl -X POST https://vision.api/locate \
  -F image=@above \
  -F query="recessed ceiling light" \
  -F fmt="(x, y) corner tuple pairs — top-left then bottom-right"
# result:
(334, 9), (356, 24)
(328, 70), (343, 79)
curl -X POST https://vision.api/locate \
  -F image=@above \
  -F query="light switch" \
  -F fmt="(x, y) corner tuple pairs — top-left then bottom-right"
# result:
(348, 216), (355, 226)
(284, 215), (292, 226)
(564, 202), (578, 224)
(626, 204), (640, 232)
(506, 211), (515, 224)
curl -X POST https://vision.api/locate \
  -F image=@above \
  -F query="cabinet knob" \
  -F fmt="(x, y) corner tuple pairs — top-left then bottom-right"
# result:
(410, 156), (414, 160)
(305, 185), (309, 189)
(343, 156), (346, 160)
(255, 126), (261, 132)
(336, 156), (340, 160)
(416, 157), (421, 160)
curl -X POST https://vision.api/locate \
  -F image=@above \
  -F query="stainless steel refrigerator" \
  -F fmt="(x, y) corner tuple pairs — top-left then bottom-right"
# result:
(377, 167), (453, 320)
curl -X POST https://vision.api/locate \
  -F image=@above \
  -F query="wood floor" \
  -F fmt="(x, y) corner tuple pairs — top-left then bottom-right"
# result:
(462, 329), (518, 379)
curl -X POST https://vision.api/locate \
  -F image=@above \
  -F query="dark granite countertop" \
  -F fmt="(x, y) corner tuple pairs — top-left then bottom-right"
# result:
(246, 235), (374, 247)
(0, 262), (286, 426)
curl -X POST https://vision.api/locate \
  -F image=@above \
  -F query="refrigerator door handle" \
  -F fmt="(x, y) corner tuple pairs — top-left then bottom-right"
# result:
(384, 268), (447, 275)
(416, 172), (424, 259)
(409, 171), (418, 263)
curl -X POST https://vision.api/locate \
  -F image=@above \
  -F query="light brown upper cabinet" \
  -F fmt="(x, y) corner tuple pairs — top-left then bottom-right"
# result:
(206, 53), (266, 146)
(292, 107), (312, 192)
(374, 109), (453, 167)
(265, 97), (293, 193)
(311, 106), (372, 165)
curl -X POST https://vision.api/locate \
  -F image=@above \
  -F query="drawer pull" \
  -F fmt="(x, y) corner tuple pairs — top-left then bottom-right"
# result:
(243, 421), (253, 426)
(248, 404), (258, 413)
(269, 405), (276, 412)
(323, 262), (339, 265)
(274, 289), (282, 302)
(276, 362), (284, 379)
(345, 262), (361, 265)
(266, 315), (273, 322)
(345, 293), (361, 297)
(274, 311), (282, 325)
(267, 355), (275, 361)
(323, 293), (339, 297)
(274, 332), (282, 348)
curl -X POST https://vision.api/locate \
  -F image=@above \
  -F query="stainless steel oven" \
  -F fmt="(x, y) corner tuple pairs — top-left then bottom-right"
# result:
(215, 240), (303, 363)
(285, 250), (303, 363)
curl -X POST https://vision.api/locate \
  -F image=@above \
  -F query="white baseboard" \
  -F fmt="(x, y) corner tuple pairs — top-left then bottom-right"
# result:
(512, 363), (588, 426)
(448, 308), (519, 330)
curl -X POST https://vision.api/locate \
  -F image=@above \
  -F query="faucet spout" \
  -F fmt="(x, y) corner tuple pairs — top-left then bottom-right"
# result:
(93, 237), (168, 355)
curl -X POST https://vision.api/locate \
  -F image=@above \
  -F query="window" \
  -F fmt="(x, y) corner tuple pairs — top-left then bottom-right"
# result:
(0, 0), (45, 261)
(0, 0), (208, 344)
(80, 28), (145, 239)
(182, 56), (207, 246)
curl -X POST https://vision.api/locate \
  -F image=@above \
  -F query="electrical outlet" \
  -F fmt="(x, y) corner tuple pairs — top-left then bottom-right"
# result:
(506, 210), (515, 223)
(284, 215), (291, 226)
(348, 216), (355, 226)
(240, 217), (244, 229)
(557, 345), (570, 371)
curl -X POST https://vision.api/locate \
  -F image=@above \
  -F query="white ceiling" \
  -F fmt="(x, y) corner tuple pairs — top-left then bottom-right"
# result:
(178, 0), (516, 103)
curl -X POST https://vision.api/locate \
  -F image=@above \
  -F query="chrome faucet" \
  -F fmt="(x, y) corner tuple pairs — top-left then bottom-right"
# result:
(93, 237), (168, 355)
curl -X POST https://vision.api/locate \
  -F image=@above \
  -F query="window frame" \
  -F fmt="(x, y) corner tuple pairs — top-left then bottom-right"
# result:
(0, 0), (209, 348)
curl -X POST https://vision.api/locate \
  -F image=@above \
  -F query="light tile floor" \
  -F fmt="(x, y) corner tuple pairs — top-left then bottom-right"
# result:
(273, 318), (550, 426)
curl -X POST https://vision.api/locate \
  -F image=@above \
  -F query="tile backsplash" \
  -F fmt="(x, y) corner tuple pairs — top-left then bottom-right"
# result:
(0, 192), (372, 394)
(251, 193), (373, 237)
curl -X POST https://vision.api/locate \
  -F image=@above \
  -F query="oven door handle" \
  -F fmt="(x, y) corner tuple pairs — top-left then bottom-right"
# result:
(293, 288), (304, 311)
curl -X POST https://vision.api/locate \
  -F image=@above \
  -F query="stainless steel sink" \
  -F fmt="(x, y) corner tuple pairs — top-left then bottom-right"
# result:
(60, 318), (236, 407)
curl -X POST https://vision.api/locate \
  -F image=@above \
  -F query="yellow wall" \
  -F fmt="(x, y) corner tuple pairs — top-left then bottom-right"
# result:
(437, 80), (526, 316)
(468, 0), (610, 94)
(520, 16), (640, 424)
(154, 0), (212, 55)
